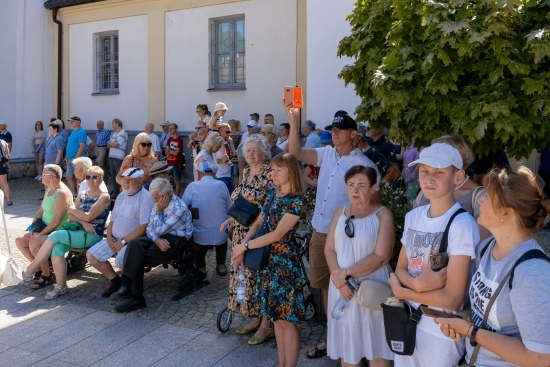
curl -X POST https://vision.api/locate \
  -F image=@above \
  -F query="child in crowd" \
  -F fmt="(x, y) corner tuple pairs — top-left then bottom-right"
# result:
(388, 143), (480, 367)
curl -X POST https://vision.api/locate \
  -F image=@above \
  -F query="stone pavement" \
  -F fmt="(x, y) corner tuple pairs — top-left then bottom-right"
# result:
(0, 178), (339, 367)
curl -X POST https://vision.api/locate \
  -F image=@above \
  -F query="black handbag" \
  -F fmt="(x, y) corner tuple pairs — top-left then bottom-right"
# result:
(381, 301), (422, 355)
(26, 218), (48, 233)
(244, 192), (276, 271)
(228, 194), (261, 227)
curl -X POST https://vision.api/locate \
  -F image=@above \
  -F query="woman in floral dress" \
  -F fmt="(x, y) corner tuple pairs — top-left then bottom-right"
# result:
(233, 153), (306, 367)
(221, 135), (273, 343)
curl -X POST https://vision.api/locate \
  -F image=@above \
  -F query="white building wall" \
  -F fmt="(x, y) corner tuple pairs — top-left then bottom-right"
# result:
(69, 16), (148, 131)
(165, 0), (297, 131)
(306, 0), (360, 123)
(0, 0), (54, 160)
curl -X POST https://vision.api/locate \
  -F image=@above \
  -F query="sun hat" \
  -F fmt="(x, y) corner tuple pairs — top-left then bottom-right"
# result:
(408, 143), (463, 170)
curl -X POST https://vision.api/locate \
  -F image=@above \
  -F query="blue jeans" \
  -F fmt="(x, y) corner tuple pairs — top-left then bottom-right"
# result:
(218, 177), (233, 193)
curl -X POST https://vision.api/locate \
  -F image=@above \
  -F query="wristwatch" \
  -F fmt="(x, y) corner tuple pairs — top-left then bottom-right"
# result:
(121, 238), (127, 246)
(244, 242), (249, 251)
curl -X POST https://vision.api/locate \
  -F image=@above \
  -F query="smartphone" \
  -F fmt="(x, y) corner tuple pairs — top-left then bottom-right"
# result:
(430, 253), (449, 271)
(420, 305), (462, 319)
(346, 275), (359, 291)
(283, 86), (303, 108)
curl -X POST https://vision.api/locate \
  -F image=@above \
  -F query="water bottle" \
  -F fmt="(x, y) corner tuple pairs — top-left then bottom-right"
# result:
(331, 276), (359, 320)
(236, 266), (246, 305)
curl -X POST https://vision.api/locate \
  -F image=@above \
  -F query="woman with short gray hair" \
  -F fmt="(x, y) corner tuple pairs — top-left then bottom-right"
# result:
(243, 134), (271, 162)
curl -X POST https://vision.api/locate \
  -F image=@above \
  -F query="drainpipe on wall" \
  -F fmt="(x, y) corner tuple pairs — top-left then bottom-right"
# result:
(52, 8), (63, 120)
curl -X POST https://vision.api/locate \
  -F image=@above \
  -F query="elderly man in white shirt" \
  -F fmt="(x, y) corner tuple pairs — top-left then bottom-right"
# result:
(182, 161), (232, 276)
(145, 122), (162, 160)
(284, 106), (380, 358)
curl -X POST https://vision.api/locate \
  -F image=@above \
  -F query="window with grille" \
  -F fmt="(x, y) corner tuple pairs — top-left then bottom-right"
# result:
(210, 17), (245, 90)
(95, 32), (119, 93)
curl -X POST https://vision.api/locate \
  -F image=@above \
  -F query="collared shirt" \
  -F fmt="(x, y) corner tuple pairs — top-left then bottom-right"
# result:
(96, 128), (111, 146)
(149, 132), (161, 155)
(146, 193), (193, 241)
(304, 131), (321, 148)
(182, 175), (232, 246)
(160, 131), (170, 149)
(312, 146), (380, 233)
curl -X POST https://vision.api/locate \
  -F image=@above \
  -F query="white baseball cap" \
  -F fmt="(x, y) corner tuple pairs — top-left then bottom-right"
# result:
(408, 143), (463, 170)
(121, 167), (145, 178)
(247, 120), (257, 127)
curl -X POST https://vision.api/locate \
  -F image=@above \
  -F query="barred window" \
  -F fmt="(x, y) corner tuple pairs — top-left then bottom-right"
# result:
(95, 32), (119, 93)
(210, 17), (245, 90)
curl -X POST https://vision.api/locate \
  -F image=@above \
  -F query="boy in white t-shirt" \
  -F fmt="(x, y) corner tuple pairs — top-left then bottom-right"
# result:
(388, 143), (481, 367)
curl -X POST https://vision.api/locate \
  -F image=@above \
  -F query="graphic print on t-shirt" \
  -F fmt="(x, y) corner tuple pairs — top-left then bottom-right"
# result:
(404, 229), (444, 278)
(169, 140), (179, 152)
(469, 266), (499, 331)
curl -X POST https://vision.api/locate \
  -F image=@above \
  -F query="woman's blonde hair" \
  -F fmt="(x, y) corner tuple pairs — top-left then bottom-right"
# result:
(86, 165), (104, 178)
(228, 119), (242, 133)
(130, 132), (154, 159)
(202, 132), (224, 153)
(270, 153), (304, 195)
(432, 134), (474, 171)
(484, 166), (550, 235)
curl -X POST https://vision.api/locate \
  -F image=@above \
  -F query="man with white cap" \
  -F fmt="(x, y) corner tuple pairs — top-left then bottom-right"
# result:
(112, 177), (193, 312)
(160, 121), (171, 161)
(241, 120), (257, 144)
(388, 142), (479, 367)
(182, 161), (232, 276)
(87, 167), (154, 298)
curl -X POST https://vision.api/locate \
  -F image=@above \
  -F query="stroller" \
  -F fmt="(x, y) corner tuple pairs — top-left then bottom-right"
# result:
(216, 232), (316, 332)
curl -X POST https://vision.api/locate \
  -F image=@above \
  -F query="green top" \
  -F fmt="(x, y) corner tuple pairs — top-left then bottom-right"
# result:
(41, 187), (73, 229)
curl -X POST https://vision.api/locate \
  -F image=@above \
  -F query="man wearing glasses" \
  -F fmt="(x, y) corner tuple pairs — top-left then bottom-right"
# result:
(214, 123), (235, 193)
(260, 124), (283, 159)
(165, 123), (184, 196)
(144, 123), (162, 160)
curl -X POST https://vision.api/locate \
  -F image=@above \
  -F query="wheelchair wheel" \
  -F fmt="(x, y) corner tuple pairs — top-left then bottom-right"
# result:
(217, 307), (233, 332)
(303, 300), (316, 321)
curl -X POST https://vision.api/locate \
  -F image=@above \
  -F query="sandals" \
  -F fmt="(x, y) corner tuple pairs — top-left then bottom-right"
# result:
(306, 341), (327, 359)
(45, 285), (68, 300)
(30, 274), (55, 289)
(248, 326), (275, 345)
(21, 269), (34, 283)
(6, 201), (13, 206)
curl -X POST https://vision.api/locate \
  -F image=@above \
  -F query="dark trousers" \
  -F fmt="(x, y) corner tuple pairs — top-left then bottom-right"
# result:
(108, 157), (123, 198)
(122, 234), (191, 297)
(193, 241), (228, 269)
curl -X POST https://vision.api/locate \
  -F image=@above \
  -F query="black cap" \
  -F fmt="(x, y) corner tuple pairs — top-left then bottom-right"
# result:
(325, 114), (357, 131)
(68, 116), (81, 122)
(334, 110), (348, 117)
(250, 113), (260, 118)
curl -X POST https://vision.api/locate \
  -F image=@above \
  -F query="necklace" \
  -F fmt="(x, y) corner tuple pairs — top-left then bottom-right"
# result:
(455, 177), (469, 191)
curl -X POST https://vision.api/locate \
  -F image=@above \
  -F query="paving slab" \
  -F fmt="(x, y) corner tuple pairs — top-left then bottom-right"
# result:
(212, 343), (279, 367)
(0, 347), (45, 367)
(90, 324), (202, 367)
(54, 317), (162, 366)
(29, 357), (80, 367)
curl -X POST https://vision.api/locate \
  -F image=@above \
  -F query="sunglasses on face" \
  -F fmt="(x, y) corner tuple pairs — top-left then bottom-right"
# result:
(344, 215), (355, 238)
(140, 142), (152, 148)
(195, 126), (205, 130)
(85, 175), (99, 180)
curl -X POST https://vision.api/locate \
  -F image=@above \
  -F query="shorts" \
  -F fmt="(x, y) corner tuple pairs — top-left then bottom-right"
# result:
(308, 229), (330, 289)
(66, 160), (75, 176)
(33, 143), (45, 155)
(0, 165), (7, 175)
(87, 238), (127, 268)
(171, 165), (181, 180)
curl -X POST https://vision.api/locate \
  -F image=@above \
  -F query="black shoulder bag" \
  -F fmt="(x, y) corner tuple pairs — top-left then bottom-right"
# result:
(381, 207), (466, 356)
(244, 192), (276, 271)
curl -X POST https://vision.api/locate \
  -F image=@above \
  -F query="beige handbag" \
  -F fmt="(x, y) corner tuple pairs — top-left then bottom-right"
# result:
(355, 279), (394, 311)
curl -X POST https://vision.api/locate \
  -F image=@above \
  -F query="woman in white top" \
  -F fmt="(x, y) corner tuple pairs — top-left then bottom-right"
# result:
(325, 165), (395, 367)
(194, 132), (224, 181)
(277, 123), (290, 151)
(32, 121), (47, 180)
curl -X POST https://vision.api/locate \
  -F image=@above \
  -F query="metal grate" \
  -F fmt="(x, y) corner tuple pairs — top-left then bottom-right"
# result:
(96, 33), (119, 93)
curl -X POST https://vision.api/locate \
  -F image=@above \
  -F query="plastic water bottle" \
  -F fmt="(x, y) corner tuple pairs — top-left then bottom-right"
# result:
(331, 277), (359, 320)
(236, 266), (246, 305)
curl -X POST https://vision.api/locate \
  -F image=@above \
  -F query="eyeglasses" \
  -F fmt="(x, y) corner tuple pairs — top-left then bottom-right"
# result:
(195, 126), (205, 130)
(140, 142), (152, 148)
(85, 175), (99, 180)
(344, 215), (355, 238)
(41, 173), (54, 177)
(261, 132), (274, 136)
(196, 110), (203, 113)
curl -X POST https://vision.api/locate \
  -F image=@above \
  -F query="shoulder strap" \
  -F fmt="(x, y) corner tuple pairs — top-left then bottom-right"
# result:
(439, 208), (466, 253)
(508, 249), (550, 289)
(479, 238), (496, 260)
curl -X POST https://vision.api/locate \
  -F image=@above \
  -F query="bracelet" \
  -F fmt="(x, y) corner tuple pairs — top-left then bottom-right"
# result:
(470, 326), (480, 347)
(466, 325), (474, 339)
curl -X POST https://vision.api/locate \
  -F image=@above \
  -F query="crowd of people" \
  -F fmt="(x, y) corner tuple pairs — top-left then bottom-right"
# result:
(3, 99), (550, 367)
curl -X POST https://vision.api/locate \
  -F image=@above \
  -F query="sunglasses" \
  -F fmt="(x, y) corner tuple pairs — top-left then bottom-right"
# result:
(195, 126), (205, 130)
(140, 142), (152, 148)
(261, 131), (274, 136)
(85, 175), (99, 180)
(344, 215), (355, 238)
(366, 126), (371, 131)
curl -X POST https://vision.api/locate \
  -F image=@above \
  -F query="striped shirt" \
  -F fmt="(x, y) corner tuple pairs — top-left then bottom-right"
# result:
(146, 193), (193, 241)
(96, 128), (111, 146)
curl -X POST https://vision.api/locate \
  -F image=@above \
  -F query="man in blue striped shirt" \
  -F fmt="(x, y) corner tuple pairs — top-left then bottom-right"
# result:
(94, 120), (111, 175)
(113, 177), (193, 312)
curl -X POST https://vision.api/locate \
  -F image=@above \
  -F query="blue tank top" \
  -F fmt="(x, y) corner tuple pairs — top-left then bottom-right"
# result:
(78, 191), (109, 236)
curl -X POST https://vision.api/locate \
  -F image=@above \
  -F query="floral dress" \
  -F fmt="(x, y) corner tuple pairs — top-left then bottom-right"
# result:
(228, 163), (273, 316)
(256, 189), (306, 324)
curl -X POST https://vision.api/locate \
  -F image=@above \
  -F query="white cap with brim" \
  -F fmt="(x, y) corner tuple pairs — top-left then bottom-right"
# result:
(122, 167), (145, 178)
(408, 143), (463, 170)
(161, 121), (171, 126)
(247, 120), (257, 127)
(0, 120), (5, 125)
(197, 161), (218, 173)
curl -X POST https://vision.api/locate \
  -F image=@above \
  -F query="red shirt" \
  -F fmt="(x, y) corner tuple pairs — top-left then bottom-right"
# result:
(167, 135), (184, 166)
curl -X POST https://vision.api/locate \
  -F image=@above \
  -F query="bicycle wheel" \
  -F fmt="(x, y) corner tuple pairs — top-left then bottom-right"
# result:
(303, 300), (316, 321)
(217, 307), (233, 332)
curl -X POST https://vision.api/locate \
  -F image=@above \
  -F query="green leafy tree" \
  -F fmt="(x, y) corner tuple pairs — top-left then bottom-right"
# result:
(338, 0), (550, 158)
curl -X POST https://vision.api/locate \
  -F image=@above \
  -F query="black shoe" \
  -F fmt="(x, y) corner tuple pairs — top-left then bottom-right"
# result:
(111, 285), (132, 300)
(101, 277), (122, 298)
(115, 297), (146, 313)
